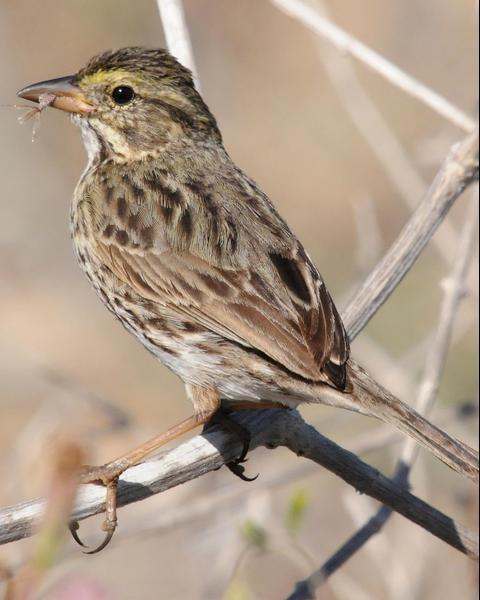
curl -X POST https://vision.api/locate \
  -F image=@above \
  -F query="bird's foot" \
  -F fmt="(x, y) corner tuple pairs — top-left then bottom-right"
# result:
(207, 410), (259, 482)
(69, 409), (220, 553)
(69, 463), (124, 553)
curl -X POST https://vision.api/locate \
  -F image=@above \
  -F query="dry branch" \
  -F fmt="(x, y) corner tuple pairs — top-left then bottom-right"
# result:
(0, 409), (478, 559)
(270, 0), (476, 131)
(45, 404), (472, 550)
(0, 132), (478, 556)
(287, 192), (479, 600)
(343, 130), (479, 339)
(156, 0), (199, 86)
(313, 0), (459, 266)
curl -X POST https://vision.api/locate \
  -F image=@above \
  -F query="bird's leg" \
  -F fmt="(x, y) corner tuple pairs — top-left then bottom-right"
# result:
(206, 400), (288, 482)
(71, 385), (220, 553)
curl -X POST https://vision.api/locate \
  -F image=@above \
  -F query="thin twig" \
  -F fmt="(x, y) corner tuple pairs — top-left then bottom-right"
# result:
(313, 0), (459, 266)
(270, 0), (476, 131)
(28, 403), (467, 564)
(0, 409), (477, 558)
(286, 194), (479, 600)
(343, 130), (479, 340)
(62, 405), (467, 552)
(156, 0), (200, 87)
(400, 197), (478, 465)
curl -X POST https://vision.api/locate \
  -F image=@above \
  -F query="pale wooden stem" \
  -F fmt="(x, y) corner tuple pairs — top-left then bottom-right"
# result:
(270, 0), (476, 131)
(156, 0), (200, 88)
(313, 0), (460, 266)
(343, 130), (479, 341)
(0, 410), (478, 560)
(286, 193), (479, 600)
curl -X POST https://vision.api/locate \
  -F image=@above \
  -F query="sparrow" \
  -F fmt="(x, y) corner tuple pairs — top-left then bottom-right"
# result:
(17, 47), (478, 552)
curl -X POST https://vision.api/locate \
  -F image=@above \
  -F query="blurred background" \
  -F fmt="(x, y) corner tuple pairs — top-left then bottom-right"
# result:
(0, 1), (478, 598)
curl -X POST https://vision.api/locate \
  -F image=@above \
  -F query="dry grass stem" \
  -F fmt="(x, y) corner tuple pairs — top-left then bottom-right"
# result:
(271, 0), (476, 131)
(156, 0), (200, 87)
(8, 439), (84, 600)
(343, 130), (479, 341)
(313, 0), (460, 266)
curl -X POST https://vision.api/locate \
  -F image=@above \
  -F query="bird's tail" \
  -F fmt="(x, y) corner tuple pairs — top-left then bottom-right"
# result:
(339, 359), (479, 483)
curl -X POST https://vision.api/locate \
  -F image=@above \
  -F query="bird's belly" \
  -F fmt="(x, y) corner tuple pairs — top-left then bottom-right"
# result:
(72, 242), (304, 409)
(117, 305), (298, 406)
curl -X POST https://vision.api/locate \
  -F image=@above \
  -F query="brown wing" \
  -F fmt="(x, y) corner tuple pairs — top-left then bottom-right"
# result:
(86, 164), (349, 388)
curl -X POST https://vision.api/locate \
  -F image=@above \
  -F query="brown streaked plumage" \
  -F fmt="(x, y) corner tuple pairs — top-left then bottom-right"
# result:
(17, 47), (478, 552)
(72, 152), (349, 392)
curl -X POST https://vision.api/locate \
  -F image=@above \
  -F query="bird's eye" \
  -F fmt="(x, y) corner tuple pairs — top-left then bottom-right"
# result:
(111, 86), (135, 105)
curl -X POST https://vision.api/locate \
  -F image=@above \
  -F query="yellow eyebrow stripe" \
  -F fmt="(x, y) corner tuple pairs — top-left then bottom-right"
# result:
(80, 70), (146, 87)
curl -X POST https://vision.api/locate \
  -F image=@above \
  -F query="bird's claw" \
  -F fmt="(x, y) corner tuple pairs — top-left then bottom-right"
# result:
(69, 473), (119, 553)
(82, 522), (117, 555)
(69, 520), (87, 547)
(207, 409), (260, 481)
(226, 459), (259, 482)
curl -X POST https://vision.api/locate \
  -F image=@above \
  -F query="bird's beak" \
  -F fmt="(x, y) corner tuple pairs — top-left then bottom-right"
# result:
(17, 75), (94, 114)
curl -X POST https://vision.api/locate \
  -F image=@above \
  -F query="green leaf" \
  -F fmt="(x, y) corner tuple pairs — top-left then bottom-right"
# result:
(241, 519), (268, 549)
(224, 579), (251, 600)
(285, 488), (310, 536)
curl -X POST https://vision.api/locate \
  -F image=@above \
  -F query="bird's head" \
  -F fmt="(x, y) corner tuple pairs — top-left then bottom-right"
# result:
(17, 47), (221, 161)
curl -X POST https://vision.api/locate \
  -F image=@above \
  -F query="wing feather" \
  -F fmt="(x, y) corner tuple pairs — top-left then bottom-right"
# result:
(85, 162), (350, 387)
(96, 239), (349, 385)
